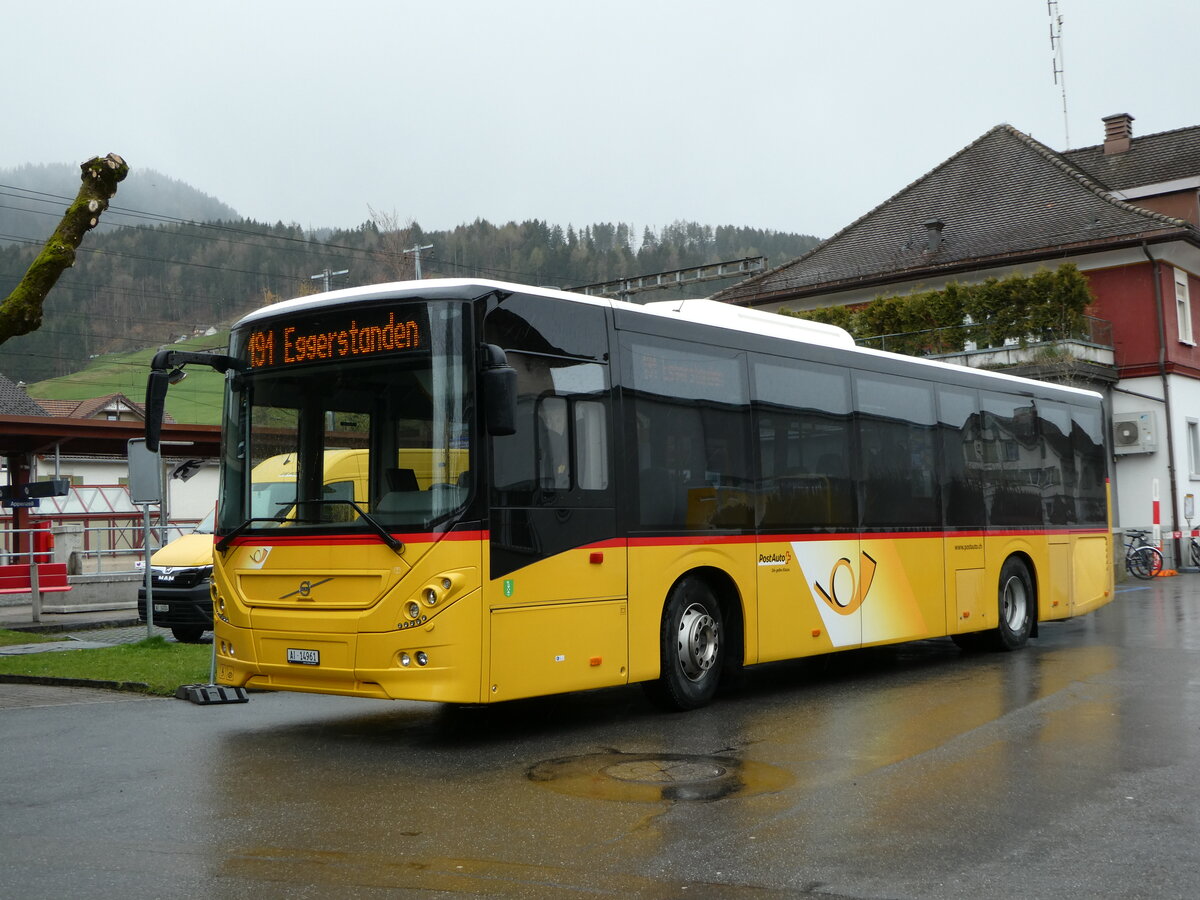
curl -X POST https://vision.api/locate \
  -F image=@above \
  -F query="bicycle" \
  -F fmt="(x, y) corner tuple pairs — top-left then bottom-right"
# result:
(1190, 531), (1200, 568)
(1124, 529), (1164, 580)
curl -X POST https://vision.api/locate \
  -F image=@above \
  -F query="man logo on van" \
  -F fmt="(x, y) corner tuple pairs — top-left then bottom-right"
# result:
(279, 577), (333, 600)
(813, 552), (878, 616)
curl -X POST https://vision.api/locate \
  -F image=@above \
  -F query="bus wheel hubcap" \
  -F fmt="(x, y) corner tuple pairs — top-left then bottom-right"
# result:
(676, 603), (718, 682)
(1002, 576), (1027, 631)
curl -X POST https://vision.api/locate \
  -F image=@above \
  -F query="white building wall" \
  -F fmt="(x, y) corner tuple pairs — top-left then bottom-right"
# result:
(1112, 373), (1200, 565)
(33, 455), (218, 523)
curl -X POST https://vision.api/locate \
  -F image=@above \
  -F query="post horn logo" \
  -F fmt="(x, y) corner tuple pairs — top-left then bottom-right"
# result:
(813, 552), (877, 616)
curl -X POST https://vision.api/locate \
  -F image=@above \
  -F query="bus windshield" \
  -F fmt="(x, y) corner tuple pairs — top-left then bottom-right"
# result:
(218, 301), (471, 536)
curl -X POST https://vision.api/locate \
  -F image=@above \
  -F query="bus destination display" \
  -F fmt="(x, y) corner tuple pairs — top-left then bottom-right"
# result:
(245, 307), (426, 370)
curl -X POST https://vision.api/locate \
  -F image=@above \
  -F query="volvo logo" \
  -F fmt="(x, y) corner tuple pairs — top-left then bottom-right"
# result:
(279, 577), (333, 600)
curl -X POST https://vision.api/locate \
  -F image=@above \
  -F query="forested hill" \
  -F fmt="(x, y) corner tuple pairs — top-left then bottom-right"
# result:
(0, 211), (820, 384)
(0, 163), (239, 244)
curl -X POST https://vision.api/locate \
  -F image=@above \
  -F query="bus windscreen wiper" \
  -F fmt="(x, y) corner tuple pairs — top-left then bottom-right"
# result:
(290, 499), (405, 556)
(215, 517), (293, 553)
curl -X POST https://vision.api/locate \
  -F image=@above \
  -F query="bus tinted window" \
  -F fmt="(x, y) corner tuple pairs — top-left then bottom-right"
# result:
(484, 293), (607, 360)
(855, 374), (938, 528)
(492, 356), (610, 506)
(982, 393), (1044, 528)
(625, 338), (752, 530)
(1071, 403), (1108, 527)
(937, 385), (986, 528)
(1039, 402), (1076, 525)
(754, 358), (854, 530)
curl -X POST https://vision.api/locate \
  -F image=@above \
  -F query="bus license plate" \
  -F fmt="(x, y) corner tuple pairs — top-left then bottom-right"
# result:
(154, 603), (169, 613)
(287, 648), (320, 666)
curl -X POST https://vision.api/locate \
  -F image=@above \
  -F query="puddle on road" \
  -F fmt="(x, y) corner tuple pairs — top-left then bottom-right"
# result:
(529, 750), (793, 803)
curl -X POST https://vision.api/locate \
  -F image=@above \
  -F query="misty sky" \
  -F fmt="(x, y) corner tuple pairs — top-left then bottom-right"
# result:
(5, 0), (1197, 239)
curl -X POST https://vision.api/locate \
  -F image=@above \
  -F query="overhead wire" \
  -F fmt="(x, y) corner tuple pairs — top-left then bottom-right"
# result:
(0, 182), (577, 283)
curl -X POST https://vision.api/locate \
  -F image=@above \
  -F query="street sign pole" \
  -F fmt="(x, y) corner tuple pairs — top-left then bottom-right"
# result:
(141, 503), (155, 636)
(128, 439), (162, 639)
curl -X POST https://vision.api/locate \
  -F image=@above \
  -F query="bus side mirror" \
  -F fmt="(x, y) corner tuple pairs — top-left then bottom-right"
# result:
(144, 369), (169, 453)
(482, 345), (517, 437)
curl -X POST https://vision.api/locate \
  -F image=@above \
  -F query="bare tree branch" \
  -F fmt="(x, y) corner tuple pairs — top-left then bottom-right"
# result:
(0, 153), (129, 345)
(367, 205), (418, 281)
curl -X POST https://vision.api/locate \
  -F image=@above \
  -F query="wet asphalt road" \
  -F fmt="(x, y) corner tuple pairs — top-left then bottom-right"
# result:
(2, 577), (1199, 899)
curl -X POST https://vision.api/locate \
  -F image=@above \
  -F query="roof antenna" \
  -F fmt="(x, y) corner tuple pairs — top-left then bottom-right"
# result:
(1048, 1), (1070, 148)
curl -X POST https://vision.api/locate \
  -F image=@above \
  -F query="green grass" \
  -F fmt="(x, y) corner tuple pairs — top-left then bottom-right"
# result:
(0, 628), (57, 647)
(0, 636), (212, 695)
(27, 331), (230, 426)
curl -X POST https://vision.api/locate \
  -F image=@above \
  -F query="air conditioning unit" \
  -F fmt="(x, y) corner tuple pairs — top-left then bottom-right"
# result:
(1113, 411), (1158, 455)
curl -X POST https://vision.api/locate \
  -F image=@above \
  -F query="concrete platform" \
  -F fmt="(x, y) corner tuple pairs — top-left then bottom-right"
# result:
(0, 601), (140, 634)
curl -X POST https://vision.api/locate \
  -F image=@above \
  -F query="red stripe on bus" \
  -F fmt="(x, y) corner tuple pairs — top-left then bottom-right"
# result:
(221, 529), (487, 547)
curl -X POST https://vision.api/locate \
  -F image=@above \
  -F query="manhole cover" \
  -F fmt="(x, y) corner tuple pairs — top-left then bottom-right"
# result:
(602, 759), (727, 784)
(530, 751), (792, 803)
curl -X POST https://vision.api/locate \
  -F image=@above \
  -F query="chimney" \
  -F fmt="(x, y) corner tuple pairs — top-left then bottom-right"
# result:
(1103, 113), (1134, 155)
(923, 218), (945, 252)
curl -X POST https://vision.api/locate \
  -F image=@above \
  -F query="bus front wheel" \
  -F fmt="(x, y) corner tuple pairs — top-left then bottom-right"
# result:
(645, 576), (724, 711)
(990, 558), (1034, 651)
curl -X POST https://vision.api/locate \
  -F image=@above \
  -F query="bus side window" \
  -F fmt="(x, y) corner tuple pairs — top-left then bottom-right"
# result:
(574, 400), (609, 490)
(625, 337), (751, 531)
(982, 392), (1045, 528)
(753, 357), (854, 531)
(492, 352), (611, 506)
(536, 396), (570, 490)
(1070, 403), (1108, 527)
(937, 385), (986, 528)
(855, 374), (938, 528)
(1039, 402), (1075, 526)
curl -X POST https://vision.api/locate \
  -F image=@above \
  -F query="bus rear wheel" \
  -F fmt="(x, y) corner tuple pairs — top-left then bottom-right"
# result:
(645, 576), (724, 711)
(989, 558), (1034, 651)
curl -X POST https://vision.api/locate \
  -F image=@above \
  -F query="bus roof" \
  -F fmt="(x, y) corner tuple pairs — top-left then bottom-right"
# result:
(235, 278), (1101, 402)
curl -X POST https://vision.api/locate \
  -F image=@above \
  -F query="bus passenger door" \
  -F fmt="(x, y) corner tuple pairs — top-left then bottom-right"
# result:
(485, 387), (625, 701)
(482, 296), (624, 701)
(938, 385), (989, 636)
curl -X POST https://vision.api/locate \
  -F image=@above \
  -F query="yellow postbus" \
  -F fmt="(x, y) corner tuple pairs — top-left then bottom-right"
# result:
(145, 278), (1112, 710)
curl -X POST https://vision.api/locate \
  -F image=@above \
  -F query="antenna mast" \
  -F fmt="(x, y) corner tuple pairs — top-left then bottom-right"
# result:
(1048, 1), (1070, 148)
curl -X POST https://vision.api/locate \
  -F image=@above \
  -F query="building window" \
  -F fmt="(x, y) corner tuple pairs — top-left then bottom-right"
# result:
(1189, 419), (1200, 480)
(1176, 267), (1194, 345)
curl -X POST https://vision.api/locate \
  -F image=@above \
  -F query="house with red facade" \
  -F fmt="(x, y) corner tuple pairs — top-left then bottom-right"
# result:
(715, 114), (1200, 565)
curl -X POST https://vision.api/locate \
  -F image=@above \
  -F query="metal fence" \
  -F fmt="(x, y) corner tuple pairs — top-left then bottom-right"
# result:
(857, 314), (1114, 356)
(0, 517), (201, 573)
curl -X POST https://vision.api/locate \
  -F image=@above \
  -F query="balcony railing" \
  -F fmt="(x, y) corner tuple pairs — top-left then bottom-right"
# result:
(857, 315), (1114, 373)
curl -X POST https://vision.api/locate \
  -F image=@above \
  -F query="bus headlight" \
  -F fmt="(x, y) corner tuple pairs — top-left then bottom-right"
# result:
(400, 653), (411, 667)
(415, 651), (428, 666)
(406, 601), (421, 620)
(422, 587), (437, 607)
